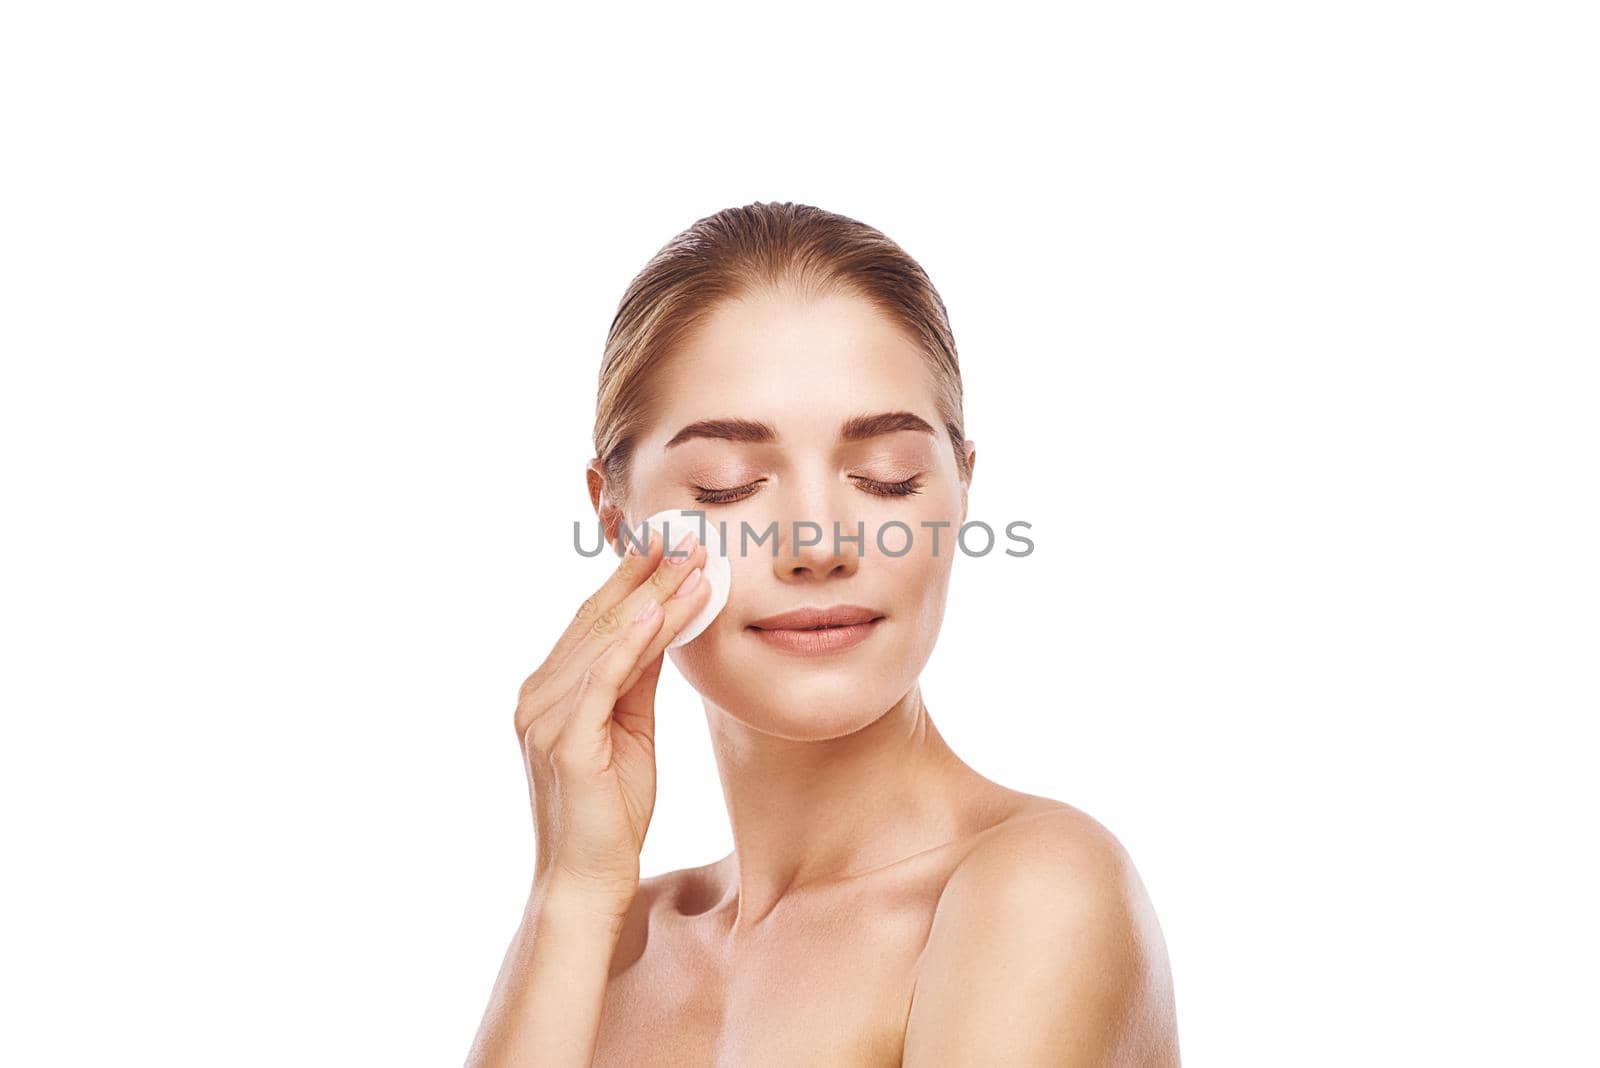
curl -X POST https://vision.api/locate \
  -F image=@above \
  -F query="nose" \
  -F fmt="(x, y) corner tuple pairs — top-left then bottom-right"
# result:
(771, 495), (862, 583)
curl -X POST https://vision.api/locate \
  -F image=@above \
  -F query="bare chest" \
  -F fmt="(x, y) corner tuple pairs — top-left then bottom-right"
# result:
(593, 884), (937, 1067)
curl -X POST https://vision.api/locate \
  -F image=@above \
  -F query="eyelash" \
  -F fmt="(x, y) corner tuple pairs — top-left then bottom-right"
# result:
(691, 476), (925, 505)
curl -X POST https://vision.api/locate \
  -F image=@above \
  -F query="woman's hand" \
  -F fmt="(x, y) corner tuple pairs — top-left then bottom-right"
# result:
(514, 526), (711, 917)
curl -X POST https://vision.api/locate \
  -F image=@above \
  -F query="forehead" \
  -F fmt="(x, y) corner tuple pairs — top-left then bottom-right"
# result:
(646, 288), (941, 442)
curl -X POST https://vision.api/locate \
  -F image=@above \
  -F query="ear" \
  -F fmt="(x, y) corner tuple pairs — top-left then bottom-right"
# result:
(586, 458), (627, 548)
(959, 438), (976, 525)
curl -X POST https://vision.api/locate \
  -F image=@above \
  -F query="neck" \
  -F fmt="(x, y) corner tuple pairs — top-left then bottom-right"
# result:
(700, 683), (980, 927)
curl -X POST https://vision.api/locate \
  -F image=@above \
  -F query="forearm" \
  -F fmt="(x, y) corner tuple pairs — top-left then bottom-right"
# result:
(466, 876), (632, 1068)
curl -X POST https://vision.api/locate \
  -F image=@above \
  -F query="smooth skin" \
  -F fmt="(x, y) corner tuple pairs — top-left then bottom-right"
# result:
(467, 286), (1179, 1066)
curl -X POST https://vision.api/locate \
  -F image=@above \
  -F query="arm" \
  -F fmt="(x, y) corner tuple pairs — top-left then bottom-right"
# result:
(465, 874), (629, 1068)
(903, 809), (1179, 1067)
(466, 525), (715, 1066)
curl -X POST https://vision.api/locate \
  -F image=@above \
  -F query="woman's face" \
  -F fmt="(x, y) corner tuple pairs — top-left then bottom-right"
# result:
(615, 287), (972, 741)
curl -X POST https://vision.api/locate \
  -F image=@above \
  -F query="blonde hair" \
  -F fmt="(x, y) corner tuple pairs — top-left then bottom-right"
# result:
(593, 201), (970, 505)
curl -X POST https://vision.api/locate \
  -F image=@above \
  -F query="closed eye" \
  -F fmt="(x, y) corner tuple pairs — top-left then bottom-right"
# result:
(851, 475), (924, 497)
(692, 479), (767, 505)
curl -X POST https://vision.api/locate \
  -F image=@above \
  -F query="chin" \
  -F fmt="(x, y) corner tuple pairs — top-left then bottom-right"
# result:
(743, 690), (898, 741)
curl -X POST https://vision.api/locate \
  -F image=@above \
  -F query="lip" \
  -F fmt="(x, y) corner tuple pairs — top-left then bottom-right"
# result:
(748, 605), (883, 630)
(746, 605), (886, 656)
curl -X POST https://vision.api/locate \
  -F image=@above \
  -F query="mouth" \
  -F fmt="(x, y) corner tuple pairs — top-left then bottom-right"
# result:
(746, 605), (886, 656)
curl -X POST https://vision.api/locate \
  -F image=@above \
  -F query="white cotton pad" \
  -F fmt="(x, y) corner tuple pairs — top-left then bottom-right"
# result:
(638, 508), (731, 649)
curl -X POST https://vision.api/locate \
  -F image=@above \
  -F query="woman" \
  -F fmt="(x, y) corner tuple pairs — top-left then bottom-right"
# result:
(467, 202), (1180, 1066)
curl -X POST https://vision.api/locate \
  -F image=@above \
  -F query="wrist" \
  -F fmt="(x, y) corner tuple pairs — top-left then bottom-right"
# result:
(535, 868), (638, 927)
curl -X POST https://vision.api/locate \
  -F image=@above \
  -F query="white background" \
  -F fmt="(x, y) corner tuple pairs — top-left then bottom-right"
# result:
(3, 3), (1596, 1065)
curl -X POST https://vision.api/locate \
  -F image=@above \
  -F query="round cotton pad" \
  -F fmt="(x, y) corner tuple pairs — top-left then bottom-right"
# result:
(637, 508), (732, 649)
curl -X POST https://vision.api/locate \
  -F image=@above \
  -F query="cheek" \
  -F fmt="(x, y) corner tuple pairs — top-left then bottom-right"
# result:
(880, 536), (956, 625)
(720, 550), (763, 620)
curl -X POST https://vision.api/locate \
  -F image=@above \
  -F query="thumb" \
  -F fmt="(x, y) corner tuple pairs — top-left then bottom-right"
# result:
(612, 650), (665, 745)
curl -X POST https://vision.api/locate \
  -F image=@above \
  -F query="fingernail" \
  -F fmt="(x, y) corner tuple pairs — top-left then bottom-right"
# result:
(667, 530), (698, 565)
(624, 528), (650, 557)
(672, 567), (703, 599)
(634, 598), (662, 624)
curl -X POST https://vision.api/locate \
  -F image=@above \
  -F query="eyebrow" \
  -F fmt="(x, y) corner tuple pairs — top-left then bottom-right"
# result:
(663, 410), (937, 449)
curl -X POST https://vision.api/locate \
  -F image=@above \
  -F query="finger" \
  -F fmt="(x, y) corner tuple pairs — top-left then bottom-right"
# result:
(615, 564), (712, 696)
(557, 596), (668, 757)
(526, 526), (665, 695)
(544, 532), (709, 698)
(612, 649), (666, 743)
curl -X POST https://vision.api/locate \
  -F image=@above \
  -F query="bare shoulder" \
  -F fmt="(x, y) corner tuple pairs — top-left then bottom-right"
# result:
(904, 802), (1180, 1067)
(954, 802), (1149, 916)
(627, 858), (727, 914)
(608, 862), (724, 975)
